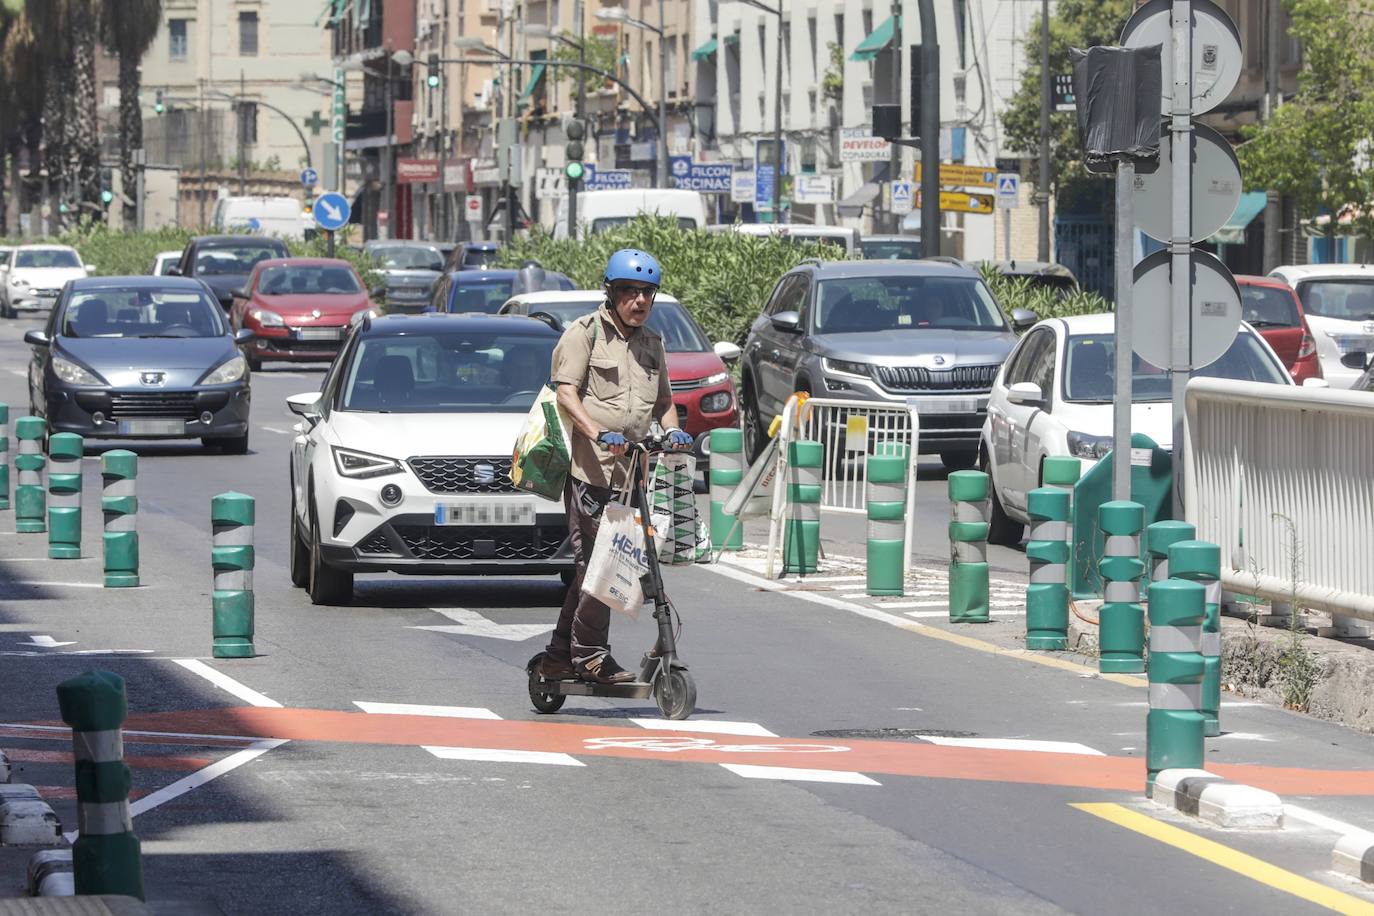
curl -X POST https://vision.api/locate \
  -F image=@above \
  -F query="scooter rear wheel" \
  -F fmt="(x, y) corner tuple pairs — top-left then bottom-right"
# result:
(654, 668), (696, 720)
(529, 675), (566, 713)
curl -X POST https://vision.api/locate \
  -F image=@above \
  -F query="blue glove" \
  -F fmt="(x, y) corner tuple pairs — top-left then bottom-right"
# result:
(598, 430), (627, 449)
(667, 429), (694, 450)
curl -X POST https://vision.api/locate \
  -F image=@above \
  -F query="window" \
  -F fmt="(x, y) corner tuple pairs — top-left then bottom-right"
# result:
(834, 13), (843, 55)
(955, 0), (968, 69)
(665, 37), (678, 97)
(61, 289), (225, 340)
(239, 11), (258, 56)
(812, 276), (1009, 335)
(1005, 329), (1053, 387)
(807, 16), (817, 71)
(169, 19), (189, 60)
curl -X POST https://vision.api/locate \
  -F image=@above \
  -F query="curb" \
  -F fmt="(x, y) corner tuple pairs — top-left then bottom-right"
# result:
(1332, 831), (1374, 885)
(0, 784), (63, 847)
(26, 848), (73, 896)
(1151, 768), (1284, 829)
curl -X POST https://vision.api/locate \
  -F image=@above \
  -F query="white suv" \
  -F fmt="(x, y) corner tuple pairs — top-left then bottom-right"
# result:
(287, 312), (572, 605)
(1269, 263), (1374, 388)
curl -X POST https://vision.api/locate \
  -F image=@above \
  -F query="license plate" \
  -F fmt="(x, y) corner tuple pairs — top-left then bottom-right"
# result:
(118, 419), (185, 436)
(297, 327), (343, 341)
(919, 398), (979, 415)
(434, 501), (536, 526)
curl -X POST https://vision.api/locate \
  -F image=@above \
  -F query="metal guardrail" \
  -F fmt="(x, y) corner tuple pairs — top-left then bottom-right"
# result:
(1184, 377), (1374, 623)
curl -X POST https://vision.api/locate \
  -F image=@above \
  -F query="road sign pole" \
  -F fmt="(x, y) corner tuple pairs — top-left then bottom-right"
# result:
(1169, 0), (1193, 520)
(327, 229), (335, 259)
(1113, 160), (1134, 503)
(1003, 209), (1012, 261)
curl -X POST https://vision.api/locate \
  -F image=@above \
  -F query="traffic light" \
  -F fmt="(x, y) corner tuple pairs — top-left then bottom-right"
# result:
(426, 53), (440, 89)
(564, 118), (585, 183)
(154, 89), (164, 115)
(99, 168), (113, 207)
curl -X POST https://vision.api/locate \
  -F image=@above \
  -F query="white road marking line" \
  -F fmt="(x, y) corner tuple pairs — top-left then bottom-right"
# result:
(918, 736), (1105, 756)
(411, 607), (551, 641)
(628, 718), (777, 737)
(1212, 732), (1276, 742)
(1, 581), (107, 589)
(796, 575), (867, 584)
(905, 609), (1025, 619)
(720, 764), (880, 786)
(173, 659), (283, 708)
(423, 745), (584, 767)
(0, 722), (264, 743)
(878, 601), (946, 609)
(1283, 804), (1372, 837)
(354, 701), (501, 720)
(258, 426), (291, 435)
(5, 368), (25, 377)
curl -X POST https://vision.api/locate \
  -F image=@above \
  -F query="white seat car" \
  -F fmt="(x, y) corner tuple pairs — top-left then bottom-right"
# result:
(979, 313), (1294, 545)
(3, 245), (91, 318)
(1268, 263), (1374, 388)
(286, 312), (572, 605)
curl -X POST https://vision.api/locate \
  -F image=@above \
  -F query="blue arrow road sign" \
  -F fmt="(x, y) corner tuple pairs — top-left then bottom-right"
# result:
(301, 167), (319, 188)
(313, 192), (351, 231)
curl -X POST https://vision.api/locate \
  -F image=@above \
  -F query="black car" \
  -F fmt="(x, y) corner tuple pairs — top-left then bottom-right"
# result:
(25, 277), (253, 452)
(427, 267), (574, 314)
(171, 235), (290, 310)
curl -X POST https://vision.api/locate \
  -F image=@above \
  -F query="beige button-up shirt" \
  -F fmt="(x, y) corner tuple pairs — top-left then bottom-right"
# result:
(551, 302), (673, 489)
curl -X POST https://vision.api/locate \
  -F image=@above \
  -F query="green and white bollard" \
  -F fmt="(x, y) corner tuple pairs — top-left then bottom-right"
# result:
(55, 670), (144, 900)
(101, 451), (139, 588)
(211, 492), (256, 658)
(865, 452), (906, 596)
(46, 433), (83, 559)
(783, 440), (822, 575)
(0, 402), (10, 510)
(948, 470), (990, 623)
(1041, 456), (1081, 563)
(1145, 578), (1207, 793)
(1146, 520), (1196, 582)
(1025, 487), (1070, 650)
(1098, 500), (1146, 673)
(708, 427), (744, 552)
(1169, 540), (1223, 738)
(14, 417), (46, 533)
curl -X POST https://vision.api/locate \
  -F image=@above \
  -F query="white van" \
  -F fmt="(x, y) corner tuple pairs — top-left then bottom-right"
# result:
(554, 189), (708, 239)
(211, 196), (307, 241)
(708, 222), (859, 256)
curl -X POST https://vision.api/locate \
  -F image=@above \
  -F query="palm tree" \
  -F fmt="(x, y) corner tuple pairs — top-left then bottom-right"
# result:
(102, 0), (161, 228)
(2, 6), (47, 231)
(26, 0), (102, 224)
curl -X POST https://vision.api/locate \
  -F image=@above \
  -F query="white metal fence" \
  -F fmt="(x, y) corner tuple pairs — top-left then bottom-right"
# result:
(1184, 377), (1374, 622)
(765, 395), (921, 578)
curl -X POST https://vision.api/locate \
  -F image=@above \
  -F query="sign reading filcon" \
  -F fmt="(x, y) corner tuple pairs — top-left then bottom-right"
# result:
(670, 157), (734, 193)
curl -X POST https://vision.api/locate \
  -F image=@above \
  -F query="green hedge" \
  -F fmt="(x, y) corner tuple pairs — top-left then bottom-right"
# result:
(976, 262), (1109, 327)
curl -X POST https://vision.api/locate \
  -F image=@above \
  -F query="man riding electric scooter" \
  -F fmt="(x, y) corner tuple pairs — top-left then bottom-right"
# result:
(539, 249), (693, 684)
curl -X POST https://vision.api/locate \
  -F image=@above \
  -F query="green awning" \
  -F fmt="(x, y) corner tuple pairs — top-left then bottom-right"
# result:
(850, 16), (898, 62)
(516, 63), (547, 106)
(316, 0), (352, 26)
(724, 32), (739, 46)
(690, 38), (718, 61)
(1212, 191), (1269, 245)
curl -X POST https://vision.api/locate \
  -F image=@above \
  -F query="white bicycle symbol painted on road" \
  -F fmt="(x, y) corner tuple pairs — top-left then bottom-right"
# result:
(583, 736), (851, 754)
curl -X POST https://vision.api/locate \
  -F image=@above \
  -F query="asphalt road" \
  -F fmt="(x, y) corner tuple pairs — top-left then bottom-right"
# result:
(1, 316), (1373, 915)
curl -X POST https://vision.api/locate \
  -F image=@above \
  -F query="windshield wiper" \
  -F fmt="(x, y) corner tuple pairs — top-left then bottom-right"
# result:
(1246, 319), (1289, 328)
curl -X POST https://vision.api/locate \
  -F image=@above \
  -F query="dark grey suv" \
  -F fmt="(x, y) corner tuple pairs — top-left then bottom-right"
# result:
(739, 260), (1031, 468)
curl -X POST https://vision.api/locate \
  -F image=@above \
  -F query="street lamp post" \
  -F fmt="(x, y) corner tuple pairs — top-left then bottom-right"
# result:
(596, 5), (669, 188)
(739, 0), (783, 224)
(1038, 0), (1051, 262)
(520, 20), (588, 237)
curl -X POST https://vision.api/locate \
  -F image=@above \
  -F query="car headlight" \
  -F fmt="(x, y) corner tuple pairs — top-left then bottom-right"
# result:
(823, 358), (873, 378)
(332, 446), (402, 479)
(701, 391), (733, 413)
(250, 308), (285, 327)
(351, 307), (380, 325)
(200, 354), (247, 385)
(704, 371), (730, 386)
(1066, 431), (1114, 461)
(51, 355), (103, 386)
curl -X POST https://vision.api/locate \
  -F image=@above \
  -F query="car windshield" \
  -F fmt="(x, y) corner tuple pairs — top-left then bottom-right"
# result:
(591, 216), (698, 233)
(60, 288), (226, 339)
(523, 300), (711, 352)
(258, 265), (361, 295)
(813, 276), (1009, 333)
(1294, 278), (1374, 321)
(372, 246), (444, 271)
(1240, 284), (1300, 328)
(862, 239), (923, 260)
(1063, 332), (1288, 402)
(341, 331), (557, 413)
(195, 245), (280, 276)
(461, 248), (499, 269)
(15, 249), (80, 269)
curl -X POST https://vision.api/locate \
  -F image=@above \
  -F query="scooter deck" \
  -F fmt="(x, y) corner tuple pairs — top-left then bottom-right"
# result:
(543, 679), (654, 699)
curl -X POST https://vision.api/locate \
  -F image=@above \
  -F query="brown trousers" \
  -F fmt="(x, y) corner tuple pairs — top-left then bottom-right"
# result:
(548, 477), (639, 664)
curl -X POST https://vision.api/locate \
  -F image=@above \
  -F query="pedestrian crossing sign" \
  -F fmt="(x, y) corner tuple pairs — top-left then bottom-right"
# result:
(995, 173), (1020, 210)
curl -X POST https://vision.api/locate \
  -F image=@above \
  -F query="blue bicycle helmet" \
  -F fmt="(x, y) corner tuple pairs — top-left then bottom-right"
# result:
(604, 248), (662, 287)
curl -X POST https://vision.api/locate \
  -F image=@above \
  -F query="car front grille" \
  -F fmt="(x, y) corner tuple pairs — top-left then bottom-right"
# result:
(874, 364), (999, 393)
(358, 532), (394, 555)
(108, 391), (200, 420)
(392, 524), (566, 561)
(670, 377), (707, 392)
(408, 456), (515, 494)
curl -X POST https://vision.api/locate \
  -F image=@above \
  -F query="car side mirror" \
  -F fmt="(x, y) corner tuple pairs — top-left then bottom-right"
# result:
(1011, 309), (1038, 331)
(1340, 350), (1370, 371)
(234, 328), (255, 344)
(370, 285), (386, 299)
(166, 266), (182, 276)
(232, 287), (249, 301)
(23, 329), (49, 347)
(713, 341), (743, 363)
(1007, 381), (1043, 406)
(84, 265), (96, 275)
(286, 392), (322, 420)
(769, 310), (802, 333)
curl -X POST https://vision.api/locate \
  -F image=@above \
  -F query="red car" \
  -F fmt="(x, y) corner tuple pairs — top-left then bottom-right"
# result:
(1235, 275), (1323, 384)
(229, 258), (375, 370)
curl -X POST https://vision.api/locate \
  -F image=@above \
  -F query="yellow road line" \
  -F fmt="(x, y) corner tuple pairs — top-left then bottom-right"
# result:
(1072, 803), (1374, 915)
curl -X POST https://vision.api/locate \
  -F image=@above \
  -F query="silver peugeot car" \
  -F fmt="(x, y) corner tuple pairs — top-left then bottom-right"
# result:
(739, 260), (1033, 468)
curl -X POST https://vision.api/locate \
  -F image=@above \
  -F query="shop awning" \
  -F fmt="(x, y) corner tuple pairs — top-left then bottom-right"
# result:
(850, 16), (898, 62)
(516, 62), (547, 106)
(836, 182), (881, 218)
(1212, 190), (1269, 245)
(316, 0), (353, 26)
(690, 38), (719, 61)
(724, 32), (739, 46)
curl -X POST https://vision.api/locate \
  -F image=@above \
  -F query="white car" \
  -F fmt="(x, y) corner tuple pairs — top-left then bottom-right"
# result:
(3, 245), (90, 318)
(1268, 263), (1374, 389)
(150, 250), (183, 276)
(286, 311), (572, 605)
(979, 313), (1294, 545)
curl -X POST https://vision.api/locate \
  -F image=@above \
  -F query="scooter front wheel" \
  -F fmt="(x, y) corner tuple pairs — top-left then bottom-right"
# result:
(654, 667), (696, 720)
(528, 674), (566, 713)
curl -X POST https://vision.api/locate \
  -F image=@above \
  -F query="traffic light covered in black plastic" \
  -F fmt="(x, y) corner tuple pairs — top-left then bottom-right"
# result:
(99, 168), (113, 207)
(154, 89), (165, 115)
(564, 118), (585, 182)
(427, 53), (440, 88)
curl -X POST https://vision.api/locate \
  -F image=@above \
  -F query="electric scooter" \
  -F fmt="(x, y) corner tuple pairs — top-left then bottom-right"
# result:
(526, 435), (696, 720)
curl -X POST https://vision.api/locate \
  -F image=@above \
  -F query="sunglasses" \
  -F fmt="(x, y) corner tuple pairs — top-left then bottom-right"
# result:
(612, 284), (658, 301)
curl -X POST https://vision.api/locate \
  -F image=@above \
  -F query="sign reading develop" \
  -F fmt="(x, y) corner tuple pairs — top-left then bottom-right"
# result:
(915, 190), (997, 215)
(913, 163), (999, 189)
(840, 128), (891, 162)
(396, 158), (441, 184)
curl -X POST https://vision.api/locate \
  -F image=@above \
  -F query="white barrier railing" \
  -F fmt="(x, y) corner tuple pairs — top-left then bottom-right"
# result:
(1184, 377), (1374, 623)
(765, 395), (921, 578)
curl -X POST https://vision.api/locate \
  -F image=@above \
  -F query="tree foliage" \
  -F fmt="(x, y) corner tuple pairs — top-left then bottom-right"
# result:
(548, 33), (620, 101)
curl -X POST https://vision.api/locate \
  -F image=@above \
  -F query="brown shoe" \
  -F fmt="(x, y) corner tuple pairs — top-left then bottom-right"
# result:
(575, 653), (637, 685)
(537, 651), (576, 681)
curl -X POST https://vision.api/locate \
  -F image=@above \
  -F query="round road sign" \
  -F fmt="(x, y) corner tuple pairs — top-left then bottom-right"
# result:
(1133, 122), (1241, 243)
(1121, 0), (1242, 116)
(312, 192), (351, 232)
(1131, 248), (1241, 371)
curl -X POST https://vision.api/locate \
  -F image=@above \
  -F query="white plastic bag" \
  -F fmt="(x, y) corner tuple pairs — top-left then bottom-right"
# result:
(649, 453), (700, 565)
(582, 502), (649, 619)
